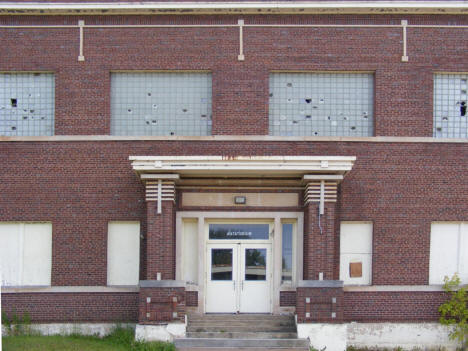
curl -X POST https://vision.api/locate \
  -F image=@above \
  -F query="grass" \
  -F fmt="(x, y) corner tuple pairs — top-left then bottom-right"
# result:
(2, 326), (175, 351)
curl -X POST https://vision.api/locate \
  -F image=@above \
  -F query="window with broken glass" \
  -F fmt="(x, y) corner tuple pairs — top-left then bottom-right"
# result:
(433, 74), (468, 138)
(110, 72), (212, 136)
(268, 73), (374, 137)
(0, 73), (55, 136)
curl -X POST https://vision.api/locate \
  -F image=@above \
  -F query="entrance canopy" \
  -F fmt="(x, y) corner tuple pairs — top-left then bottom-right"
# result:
(130, 155), (356, 182)
(129, 155), (356, 214)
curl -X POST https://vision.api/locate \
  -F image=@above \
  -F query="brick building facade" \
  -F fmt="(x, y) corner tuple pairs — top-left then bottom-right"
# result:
(0, 1), (467, 349)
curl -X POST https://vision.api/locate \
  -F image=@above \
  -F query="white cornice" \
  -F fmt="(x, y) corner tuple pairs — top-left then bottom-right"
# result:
(0, 2), (467, 15)
(130, 155), (356, 178)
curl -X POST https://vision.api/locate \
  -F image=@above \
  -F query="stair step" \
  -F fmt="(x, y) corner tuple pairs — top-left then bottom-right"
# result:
(187, 326), (297, 333)
(188, 319), (296, 326)
(189, 314), (294, 321)
(175, 338), (309, 349)
(186, 332), (298, 339)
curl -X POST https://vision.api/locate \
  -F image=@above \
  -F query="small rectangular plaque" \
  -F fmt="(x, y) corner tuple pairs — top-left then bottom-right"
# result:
(349, 262), (363, 278)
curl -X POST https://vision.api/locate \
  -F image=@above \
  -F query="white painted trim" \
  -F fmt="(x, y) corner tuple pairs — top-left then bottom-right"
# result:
(0, 2), (466, 15)
(343, 285), (447, 292)
(130, 156), (355, 178)
(1, 286), (139, 293)
(1, 135), (467, 143)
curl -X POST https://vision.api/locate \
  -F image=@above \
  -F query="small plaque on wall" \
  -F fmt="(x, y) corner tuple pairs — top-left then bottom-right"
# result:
(349, 262), (363, 278)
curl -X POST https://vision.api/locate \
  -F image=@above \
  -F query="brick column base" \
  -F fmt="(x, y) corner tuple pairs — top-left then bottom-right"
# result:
(296, 281), (344, 323)
(138, 281), (185, 324)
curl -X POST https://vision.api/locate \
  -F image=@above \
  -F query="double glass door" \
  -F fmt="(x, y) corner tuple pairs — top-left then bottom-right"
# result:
(206, 243), (271, 313)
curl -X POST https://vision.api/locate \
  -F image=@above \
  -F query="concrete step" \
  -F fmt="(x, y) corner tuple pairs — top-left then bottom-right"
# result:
(187, 326), (297, 333)
(188, 314), (294, 322)
(186, 332), (298, 339)
(188, 323), (295, 329)
(174, 338), (309, 349)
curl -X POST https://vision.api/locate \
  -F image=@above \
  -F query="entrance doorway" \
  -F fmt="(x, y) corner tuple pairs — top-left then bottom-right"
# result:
(206, 242), (272, 313)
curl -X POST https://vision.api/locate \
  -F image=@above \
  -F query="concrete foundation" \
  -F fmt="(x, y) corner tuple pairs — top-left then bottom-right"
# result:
(297, 322), (460, 351)
(347, 322), (459, 350)
(135, 323), (186, 342)
(1, 323), (135, 337)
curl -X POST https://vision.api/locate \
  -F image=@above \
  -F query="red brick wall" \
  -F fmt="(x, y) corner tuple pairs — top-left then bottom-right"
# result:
(1, 140), (468, 287)
(185, 291), (198, 307)
(1, 293), (138, 323)
(343, 291), (449, 322)
(0, 14), (467, 136)
(146, 201), (176, 280)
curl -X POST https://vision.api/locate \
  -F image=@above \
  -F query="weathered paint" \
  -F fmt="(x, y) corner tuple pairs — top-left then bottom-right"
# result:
(134, 323), (186, 342)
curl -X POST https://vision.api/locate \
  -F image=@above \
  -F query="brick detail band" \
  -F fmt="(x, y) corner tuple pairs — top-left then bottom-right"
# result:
(139, 286), (185, 324)
(296, 286), (344, 323)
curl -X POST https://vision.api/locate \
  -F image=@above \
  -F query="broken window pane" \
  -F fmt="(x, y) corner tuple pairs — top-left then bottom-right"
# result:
(0, 73), (55, 136)
(110, 72), (212, 136)
(268, 73), (374, 137)
(433, 74), (468, 138)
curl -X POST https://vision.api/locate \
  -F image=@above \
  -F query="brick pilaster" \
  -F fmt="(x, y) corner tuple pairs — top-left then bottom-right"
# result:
(146, 201), (175, 280)
(304, 202), (337, 280)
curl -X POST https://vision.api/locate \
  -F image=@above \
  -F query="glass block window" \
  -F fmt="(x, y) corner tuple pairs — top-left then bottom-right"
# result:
(433, 74), (468, 138)
(0, 73), (55, 136)
(269, 73), (374, 137)
(111, 72), (212, 136)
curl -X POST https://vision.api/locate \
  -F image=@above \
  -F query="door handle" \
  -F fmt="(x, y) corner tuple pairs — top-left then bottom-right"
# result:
(241, 280), (244, 290)
(233, 280), (236, 290)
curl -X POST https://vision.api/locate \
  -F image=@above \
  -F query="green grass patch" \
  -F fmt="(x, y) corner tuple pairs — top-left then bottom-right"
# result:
(2, 326), (175, 351)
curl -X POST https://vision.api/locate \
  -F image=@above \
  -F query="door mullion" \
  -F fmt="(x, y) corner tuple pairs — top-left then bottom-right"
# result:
(236, 243), (241, 313)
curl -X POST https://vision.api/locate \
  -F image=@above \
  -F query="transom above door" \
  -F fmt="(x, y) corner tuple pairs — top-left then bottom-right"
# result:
(206, 242), (272, 313)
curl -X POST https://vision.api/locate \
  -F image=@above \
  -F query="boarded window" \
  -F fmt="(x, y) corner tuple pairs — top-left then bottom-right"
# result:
(429, 222), (468, 284)
(110, 72), (212, 136)
(0, 73), (55, 136)
(0, 222), (52, 286)
(107, 221), (140, 286)
(433, 74), (468, 138)
(182, 219), (198, 285)
(269, 73), (374, 137)
(339, 222), (372, 285)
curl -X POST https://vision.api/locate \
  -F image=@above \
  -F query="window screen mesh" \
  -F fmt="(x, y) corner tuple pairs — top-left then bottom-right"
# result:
(433, 74), (468, 138)
(111, 72), (212, 136)
(269, 73), (374, 137)
(0, 73), (55, 136)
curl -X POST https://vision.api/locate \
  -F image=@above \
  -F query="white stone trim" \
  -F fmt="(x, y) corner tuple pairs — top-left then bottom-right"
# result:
(1, 286), (139, 293)
(343, 285), (447, 292)
(0, 2), (466, 15)
(130, 156), (355, 178)
(145, 180), (176, 203)
(2, 135), (467, 143)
